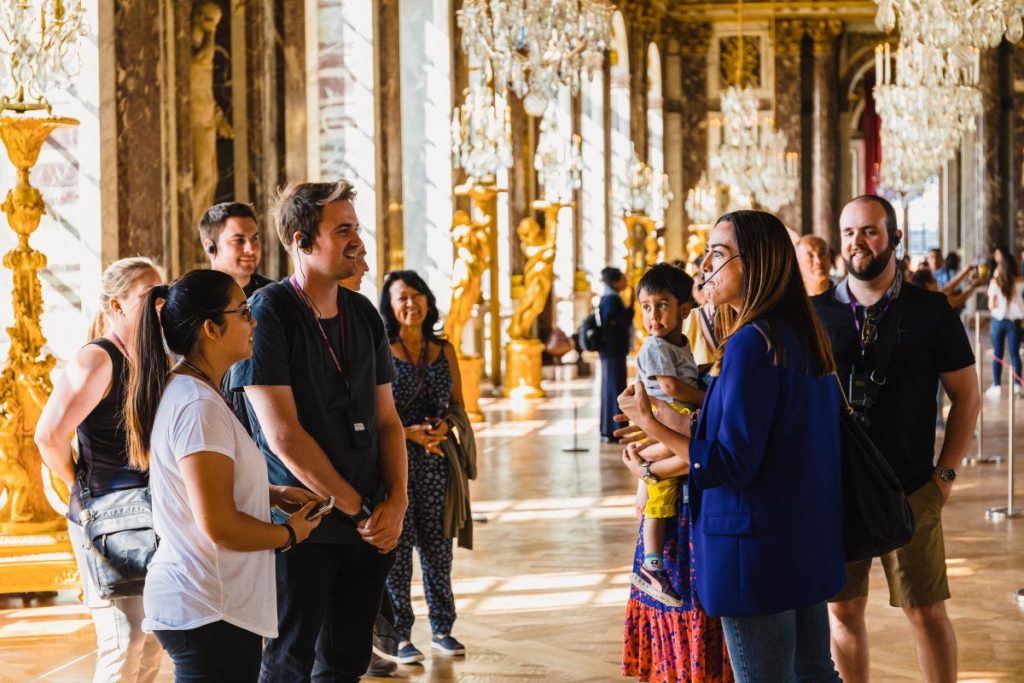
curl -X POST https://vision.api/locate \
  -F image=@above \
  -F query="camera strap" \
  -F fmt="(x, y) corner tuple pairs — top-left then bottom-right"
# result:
(856, 295), (906, 403)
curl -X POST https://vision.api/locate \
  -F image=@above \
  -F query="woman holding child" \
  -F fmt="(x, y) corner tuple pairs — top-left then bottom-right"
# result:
(621, 263), (730, 682)
(620, 211), (845, 682)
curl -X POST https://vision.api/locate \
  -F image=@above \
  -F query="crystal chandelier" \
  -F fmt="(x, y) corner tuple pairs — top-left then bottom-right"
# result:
(874, 40), (982, 197)
(875, 0), (1024, 48)
(710, 86), (799, 211)
(685, 172), (719, 226)
(617, 143), (672, 221)
(451, 65), (513, 184)
(457, 0), (615, 117)
(0, 0), (89, 113)
(533, 102), (582, 204)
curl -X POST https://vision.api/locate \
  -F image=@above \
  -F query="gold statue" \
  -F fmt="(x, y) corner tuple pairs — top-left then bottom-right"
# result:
(507, 216), (556, 340)
(623, 213), (657, 351)
(445, 209), (490, 358)
(191, 1), (233, 221)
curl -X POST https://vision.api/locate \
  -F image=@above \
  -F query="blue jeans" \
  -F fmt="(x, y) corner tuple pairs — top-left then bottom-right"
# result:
(154, 621), (261, 682)
(990, 318), (1022, 387)
(721, 601), (840, 683)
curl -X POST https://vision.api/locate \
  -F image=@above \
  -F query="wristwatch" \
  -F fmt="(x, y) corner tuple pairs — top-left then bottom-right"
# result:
(641, 461), (659, 485)
(344, 498), (374, 525)
(935, 466), (958, 482)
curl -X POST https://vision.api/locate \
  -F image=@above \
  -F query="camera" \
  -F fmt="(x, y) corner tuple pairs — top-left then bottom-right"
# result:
(848, 371), (875, 428)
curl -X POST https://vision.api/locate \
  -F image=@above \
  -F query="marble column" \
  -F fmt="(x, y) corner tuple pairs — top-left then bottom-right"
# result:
(773, 20), (805, 234)
(663, 36), (685, 262)
(677, 22), (712, 237)
(809, 20), (843, 245)
(980, 44), (1009, 250)
(1015, 45), (1024, 249)
(100, 0), (188, 272)
(375, 0), (404, 276)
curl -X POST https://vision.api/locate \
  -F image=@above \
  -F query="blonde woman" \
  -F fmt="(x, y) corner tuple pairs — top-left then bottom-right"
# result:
(36, 257), (165, 683)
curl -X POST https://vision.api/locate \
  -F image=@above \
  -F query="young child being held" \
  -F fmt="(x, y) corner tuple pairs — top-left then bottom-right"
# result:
(633, 263), (704, 603)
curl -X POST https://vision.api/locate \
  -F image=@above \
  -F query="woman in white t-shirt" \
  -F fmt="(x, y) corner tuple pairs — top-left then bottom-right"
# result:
(123, 269), (325, 682)
(987, 247), (1024, 396)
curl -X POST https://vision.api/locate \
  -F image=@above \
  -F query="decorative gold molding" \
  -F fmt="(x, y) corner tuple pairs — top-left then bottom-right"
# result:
(670, 0), (873, 22)
(775, 18), (808, 56)
(772, 18), (845, 55)
(673, 21), (713, 57)
(807, 19), (844, 54)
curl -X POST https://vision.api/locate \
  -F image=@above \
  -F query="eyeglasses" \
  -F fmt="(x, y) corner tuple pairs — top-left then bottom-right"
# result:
(223, 305), (254, 323)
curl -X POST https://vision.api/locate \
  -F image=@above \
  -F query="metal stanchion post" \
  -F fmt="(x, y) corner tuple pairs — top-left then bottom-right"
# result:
(969, 311), (1003, 465)
(986, 382), (1024, 520)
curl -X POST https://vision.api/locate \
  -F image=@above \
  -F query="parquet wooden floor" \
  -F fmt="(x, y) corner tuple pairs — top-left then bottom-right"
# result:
(0, 363), (1022, 682)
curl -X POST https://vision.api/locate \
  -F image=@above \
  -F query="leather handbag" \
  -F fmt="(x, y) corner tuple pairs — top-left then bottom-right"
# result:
(834, 374), (915, 562)
(73, 470), (158, 599)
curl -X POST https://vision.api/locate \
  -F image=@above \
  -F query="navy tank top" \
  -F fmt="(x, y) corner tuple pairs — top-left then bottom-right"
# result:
(74, 338), (148, 496)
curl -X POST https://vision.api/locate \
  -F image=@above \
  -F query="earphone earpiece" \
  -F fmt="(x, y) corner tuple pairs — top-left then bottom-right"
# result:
(206, 242), (217, 255)
(296, 231), (312, 253)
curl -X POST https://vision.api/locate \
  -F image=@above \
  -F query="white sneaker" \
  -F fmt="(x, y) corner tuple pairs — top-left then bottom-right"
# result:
(985, 384), (1003, 398)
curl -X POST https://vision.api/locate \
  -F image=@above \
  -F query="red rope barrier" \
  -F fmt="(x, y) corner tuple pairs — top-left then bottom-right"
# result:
(986, 349), (1024, 386)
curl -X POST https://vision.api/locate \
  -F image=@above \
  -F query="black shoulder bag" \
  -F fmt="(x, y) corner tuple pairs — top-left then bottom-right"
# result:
(73, 467), (158, 599)
(836, 301), (915, 562)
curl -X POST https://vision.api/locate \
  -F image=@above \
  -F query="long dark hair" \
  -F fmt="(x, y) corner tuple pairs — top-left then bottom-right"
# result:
(125, 269), (237, 469)
(993, 246), (1019, 300)
(712, 210), (835, 378)
(379, 270), (444, 343)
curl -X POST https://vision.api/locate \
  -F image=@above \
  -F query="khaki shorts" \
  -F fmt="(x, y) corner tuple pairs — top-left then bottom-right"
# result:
(831, 477), (950, 608)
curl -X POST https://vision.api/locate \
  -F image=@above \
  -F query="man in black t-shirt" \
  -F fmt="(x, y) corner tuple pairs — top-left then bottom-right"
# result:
(232, 181), (407, 681)
(813, 195), (979, 683)
(198, 201), (274, 298)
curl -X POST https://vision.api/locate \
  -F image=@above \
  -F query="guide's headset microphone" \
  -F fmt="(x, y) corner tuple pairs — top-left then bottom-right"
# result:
(696, 254), (741, 291)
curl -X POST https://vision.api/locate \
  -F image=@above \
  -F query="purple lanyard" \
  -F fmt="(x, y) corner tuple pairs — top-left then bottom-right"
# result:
(289, 275), (346, 376)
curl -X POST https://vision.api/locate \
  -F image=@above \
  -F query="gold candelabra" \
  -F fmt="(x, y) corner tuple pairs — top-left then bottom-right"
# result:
(0, 115), (80, 594)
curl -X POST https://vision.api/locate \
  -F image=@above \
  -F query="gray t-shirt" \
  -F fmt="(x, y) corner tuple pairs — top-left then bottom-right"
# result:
(636, 334), (700, 407)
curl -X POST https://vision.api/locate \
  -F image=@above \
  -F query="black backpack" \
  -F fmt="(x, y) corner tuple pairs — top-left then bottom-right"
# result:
(576, 308), (603, 352)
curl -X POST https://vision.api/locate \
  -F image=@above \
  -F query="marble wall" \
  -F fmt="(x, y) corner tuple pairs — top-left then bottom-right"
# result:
(677, 22), (712, 246)
(774, 20), (804, 233)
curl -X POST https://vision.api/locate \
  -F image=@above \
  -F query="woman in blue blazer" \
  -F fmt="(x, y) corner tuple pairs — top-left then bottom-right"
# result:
(618, 210), (845, 682)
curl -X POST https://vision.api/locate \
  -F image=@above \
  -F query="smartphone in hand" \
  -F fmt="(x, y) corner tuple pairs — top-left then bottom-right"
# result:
(306, 496), (335, 521)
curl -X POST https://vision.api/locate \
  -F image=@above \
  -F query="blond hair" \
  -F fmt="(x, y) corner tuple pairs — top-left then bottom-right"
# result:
(88, 257), (163, 340)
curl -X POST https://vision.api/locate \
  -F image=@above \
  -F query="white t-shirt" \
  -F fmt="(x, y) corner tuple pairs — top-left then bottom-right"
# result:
(988, 279), (1024, 321)
(142, 375), (277, 638)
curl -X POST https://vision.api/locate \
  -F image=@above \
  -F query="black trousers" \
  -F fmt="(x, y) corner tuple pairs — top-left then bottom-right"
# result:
(599, 353), (628, 438)
(154, 621), (262, 683)
(259, 541), (395, 683)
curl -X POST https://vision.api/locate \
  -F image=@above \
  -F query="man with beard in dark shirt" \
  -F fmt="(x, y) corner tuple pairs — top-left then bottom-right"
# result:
(812, 195), (979, 683)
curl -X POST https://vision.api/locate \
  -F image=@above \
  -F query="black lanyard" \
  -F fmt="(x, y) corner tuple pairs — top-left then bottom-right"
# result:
(289, 276), (352, 397)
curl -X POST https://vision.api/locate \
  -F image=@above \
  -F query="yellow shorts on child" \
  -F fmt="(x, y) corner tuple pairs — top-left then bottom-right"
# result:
(643, 402), (692, 519)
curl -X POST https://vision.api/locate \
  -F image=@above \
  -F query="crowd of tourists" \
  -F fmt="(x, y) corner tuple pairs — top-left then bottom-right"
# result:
(36, 182), (476, 682)
(34, 183), (997, 683)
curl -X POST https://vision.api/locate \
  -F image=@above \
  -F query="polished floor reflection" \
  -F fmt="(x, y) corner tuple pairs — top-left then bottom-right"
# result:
(1, 364), (1023, 681)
